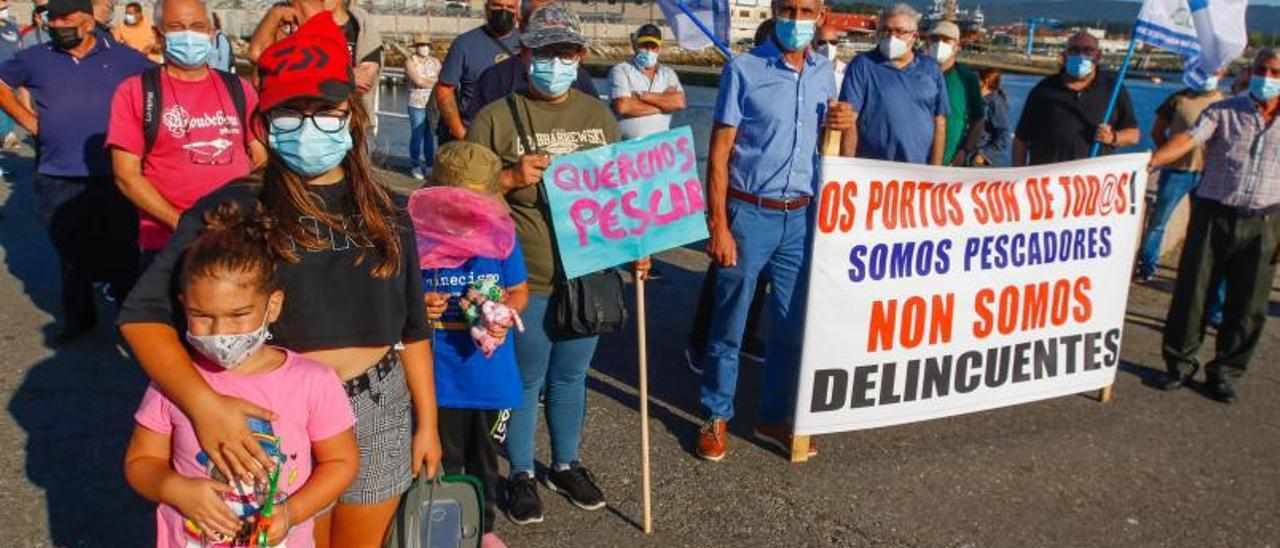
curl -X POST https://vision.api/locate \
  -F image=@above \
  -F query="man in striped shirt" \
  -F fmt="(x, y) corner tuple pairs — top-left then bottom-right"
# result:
(1149, 48), (1280, 404)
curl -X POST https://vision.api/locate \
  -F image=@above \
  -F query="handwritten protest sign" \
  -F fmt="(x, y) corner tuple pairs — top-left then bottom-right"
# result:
(794, 154), (1149, 435)
(543, 126), (708, 279)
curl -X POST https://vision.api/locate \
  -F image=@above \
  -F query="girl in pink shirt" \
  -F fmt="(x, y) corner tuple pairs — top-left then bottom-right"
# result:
(124, 202), (360, 547)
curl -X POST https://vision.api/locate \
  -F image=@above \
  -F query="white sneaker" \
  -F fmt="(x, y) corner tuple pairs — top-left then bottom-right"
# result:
(410, 167), (425, 180)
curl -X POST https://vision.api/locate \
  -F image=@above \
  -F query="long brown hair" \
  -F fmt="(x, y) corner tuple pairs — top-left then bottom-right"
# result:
(257, 94), (403, 278)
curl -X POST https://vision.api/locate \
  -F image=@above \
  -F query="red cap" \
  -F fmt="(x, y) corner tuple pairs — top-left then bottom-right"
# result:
(257, 12), (354, 112)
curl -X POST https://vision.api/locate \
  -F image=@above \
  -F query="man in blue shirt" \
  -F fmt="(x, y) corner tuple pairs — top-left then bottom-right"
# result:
(434, 0), (521, 143)
(0, 0), (152, 343)
(697, 0), (852, 462)
(839, 3), (948, 164)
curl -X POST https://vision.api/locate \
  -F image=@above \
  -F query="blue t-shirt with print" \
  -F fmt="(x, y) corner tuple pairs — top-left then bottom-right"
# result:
(423, 240), (526, 409)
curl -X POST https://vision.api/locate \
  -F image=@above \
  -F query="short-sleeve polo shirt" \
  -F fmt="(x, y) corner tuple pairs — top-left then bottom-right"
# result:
(0, 31), (154, 177)
(840, 49), (949, 164)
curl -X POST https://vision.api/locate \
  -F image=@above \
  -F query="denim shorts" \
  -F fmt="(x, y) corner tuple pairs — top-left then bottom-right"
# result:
(340, 350), (414, 504)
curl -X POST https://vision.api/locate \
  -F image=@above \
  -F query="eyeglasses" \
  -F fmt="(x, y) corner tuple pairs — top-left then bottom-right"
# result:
(267, 109), (351, 133)
(531, 45), (582, 62)
(878, 28), (915, 39)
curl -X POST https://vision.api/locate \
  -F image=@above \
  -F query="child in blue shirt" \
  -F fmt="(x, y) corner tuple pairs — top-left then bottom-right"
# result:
(410, 141), (527, 548)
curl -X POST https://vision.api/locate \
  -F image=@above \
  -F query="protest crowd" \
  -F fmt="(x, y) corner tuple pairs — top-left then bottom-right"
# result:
(0, 0), (1275, 545)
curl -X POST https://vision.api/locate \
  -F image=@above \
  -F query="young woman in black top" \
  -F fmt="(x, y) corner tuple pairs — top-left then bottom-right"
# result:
(118, 13), (439, 546)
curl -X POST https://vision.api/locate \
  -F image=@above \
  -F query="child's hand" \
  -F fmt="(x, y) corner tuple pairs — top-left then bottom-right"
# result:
(164, 476), (241, 540)
(411, 425), (443, 479)
(262, 503), (292, 546)
(424, 293), (448, 321)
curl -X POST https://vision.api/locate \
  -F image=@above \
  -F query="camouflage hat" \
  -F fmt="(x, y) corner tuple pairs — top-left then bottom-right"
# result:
(431, 141), (503, 195)
(521, 4), (588, 49)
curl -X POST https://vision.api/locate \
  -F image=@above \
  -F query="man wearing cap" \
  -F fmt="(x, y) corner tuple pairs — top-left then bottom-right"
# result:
(607, 23), (685, 141)
(467, 4), (625, 526)
(839, 3), (947, 165)
(435, 0), (522, 144)
(107, 0), (266, 267)
(405, 31), (441, 179)
(927, 21), (985, 166)
(696, 0), (853, 462)
(0, 0), (153, 343)
(1013, 31), (1139, 166)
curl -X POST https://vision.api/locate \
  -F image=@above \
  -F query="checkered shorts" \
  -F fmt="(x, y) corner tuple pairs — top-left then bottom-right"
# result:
(340, 351), (414, 504)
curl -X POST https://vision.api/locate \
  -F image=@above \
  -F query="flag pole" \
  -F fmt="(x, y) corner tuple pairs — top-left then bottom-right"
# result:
(1090, 28), (1139, 158)
(673, 0), (733, 60)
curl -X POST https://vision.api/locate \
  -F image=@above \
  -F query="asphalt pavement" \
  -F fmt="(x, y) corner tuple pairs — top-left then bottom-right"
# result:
(1, 148), (1277, 548)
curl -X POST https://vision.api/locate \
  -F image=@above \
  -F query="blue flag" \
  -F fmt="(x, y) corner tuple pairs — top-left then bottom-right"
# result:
(655, 0), (731, 53)
(1134, 0), (1248, 87)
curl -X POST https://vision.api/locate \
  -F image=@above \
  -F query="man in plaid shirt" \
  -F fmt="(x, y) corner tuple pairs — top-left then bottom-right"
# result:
(1149, 48), (1280, 404)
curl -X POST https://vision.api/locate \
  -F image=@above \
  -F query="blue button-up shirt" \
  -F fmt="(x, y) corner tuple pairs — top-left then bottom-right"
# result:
(0, 31), (152, 177)
(840, 49), (948, 163)
(713, 39), (835, 198)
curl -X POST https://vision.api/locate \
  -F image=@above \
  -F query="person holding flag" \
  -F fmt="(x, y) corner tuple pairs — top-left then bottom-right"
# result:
(1150, 48), (1280, 404)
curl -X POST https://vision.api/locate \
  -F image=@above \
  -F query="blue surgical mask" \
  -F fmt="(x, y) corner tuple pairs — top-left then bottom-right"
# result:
(1197, 76), (1220, 93)
(268, 122), (353, 177)
(529, 57), (578, 97)
(635, 49), (658, 69)
(1064, 55), (1095, 79)
(165, 30), (213, 68)
(1249, 75), (1280, 101)
(774, 17), (816, 52)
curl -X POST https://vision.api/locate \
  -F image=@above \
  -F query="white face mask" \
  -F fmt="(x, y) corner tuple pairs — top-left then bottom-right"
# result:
(185, 311), (272, 369)
(416, 45), (430, 57)
(815, 43), (837, 62)
(928, 41), (954, 64)
(878, 35), (910, 60)
(0, 8), (10, 19)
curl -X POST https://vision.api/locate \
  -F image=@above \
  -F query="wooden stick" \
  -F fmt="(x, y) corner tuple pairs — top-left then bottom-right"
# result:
(789, 434), (811, 464)
(1098, 385), (1115, 403)
(636, 275), (653, 534)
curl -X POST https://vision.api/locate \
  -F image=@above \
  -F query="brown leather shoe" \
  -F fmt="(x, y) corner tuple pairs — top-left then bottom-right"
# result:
(696, 419), (728, 461)
(754, 423), (817, 457)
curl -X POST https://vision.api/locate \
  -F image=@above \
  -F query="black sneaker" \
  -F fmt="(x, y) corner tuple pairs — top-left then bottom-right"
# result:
(543, 462), (606, 511)
(506, 473), (544, 525)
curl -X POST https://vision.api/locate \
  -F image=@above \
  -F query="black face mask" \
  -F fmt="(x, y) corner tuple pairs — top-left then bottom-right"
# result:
(486, 10), (515, 36)
(49, 26), (84, 50)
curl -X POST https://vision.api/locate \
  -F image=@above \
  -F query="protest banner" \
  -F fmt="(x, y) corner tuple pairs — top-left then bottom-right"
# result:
(792, 154), (1149, 449)
(542, 125), (708, 533)
(543, 125), (708, 280)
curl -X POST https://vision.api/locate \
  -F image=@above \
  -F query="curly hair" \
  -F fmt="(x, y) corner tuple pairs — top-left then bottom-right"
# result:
(180, 201), (282, 294)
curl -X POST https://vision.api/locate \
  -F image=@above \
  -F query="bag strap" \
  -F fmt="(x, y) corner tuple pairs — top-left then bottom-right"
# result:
(504, 93), (535, 155)
(213, 68), (249, 150)
(141, 66), (163, 157)
(483, 27), (517, 59)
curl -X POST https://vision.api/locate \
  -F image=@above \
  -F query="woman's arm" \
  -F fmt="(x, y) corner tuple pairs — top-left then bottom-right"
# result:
(401, 339), (441, 478)
(267, 429), (359, 544)
(124, 426), (242, 538)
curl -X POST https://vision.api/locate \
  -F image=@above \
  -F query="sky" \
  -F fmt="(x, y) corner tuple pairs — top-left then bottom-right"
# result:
(1117, 0), (1280, 5)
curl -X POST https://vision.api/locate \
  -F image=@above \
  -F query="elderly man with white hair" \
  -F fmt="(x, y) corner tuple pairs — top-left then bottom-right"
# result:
(107, 0), (265, 267)
(839, 2), (948, 165)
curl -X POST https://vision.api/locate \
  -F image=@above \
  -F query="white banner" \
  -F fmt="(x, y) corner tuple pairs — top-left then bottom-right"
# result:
(794, 155), (1150, 435)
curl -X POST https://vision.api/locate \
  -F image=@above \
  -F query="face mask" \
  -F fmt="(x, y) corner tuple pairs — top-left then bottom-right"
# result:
(1250, 75), (1280, 101)
(814, 43), (836, 62)
(416, 45), (430, 57)
(486, 9), (515, 36)
(773, 17), (816, 52)
(529, 57), (578, 97)
(928, 41), (954, 64)
(165, 30), (212, 68)
(635, 49), (658, 69)
(268, 121), (353, 177)
(878, 36), (909, 60)
(124, 13), (137, 25)
(185, 315), (272, 370)
(1065, 55), (1095, 79)
(0, 9), (11, 19)
(49, 26), (83, 50)
(1197, 76), (1220, 93)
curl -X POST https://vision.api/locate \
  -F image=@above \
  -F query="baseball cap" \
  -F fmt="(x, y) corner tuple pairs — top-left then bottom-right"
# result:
(634, 24), (662, 47)
(411, 32), (431, 46)
(930, 21), (960, 41)
(521, 5), (587, 50)
(257, 12), (354, 112)
(47, 0), (92, 17)
(432, 142), (503, 196)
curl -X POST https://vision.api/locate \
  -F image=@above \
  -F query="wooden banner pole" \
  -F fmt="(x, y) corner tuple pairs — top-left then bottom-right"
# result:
(636, 275), (653, 533)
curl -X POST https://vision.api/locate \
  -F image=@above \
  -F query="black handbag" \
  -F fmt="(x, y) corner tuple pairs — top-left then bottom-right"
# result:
(505, 94), (629, 337)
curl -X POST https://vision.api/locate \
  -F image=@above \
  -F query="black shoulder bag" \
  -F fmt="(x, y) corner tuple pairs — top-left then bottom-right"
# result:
(503, 94), (628, 337)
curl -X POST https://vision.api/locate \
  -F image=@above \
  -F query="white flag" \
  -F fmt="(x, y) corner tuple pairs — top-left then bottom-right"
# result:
(655, 0), (730, 52)
(1134, 0), (1248, 87)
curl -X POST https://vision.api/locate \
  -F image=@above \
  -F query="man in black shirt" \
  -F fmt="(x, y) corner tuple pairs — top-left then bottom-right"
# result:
(1013, 31), (1139, 166)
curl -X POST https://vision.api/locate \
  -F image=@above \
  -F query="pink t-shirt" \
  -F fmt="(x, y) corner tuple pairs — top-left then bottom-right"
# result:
(107, 70), (260, 251)
(134, 350), (354, 548)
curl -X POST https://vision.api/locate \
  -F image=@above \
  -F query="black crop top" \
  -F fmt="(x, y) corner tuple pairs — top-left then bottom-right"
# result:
(119, 180), (430, 351)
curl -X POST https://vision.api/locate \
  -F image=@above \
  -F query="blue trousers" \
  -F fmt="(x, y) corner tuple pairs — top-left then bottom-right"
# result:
(408, 106), (435, 170)
(506, 294), (599, 474)
(700, 200), (810, 424)
(1139, 169), (1225, 322)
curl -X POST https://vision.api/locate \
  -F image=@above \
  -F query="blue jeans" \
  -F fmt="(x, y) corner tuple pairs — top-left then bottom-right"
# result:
(408, 106), (434, 170)
(1139, 170), (1201, 274)
(700, 200), (810, 424)
(506, 294), (599, 474)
